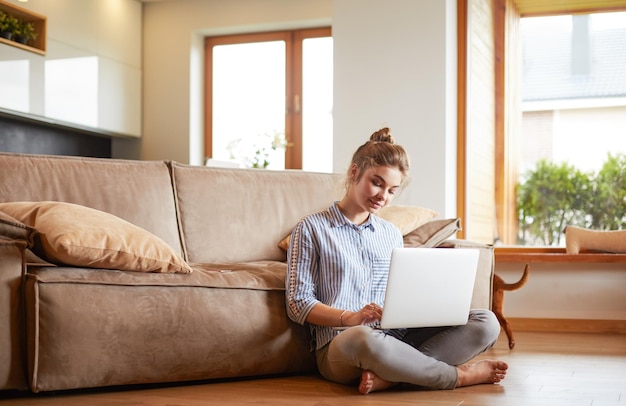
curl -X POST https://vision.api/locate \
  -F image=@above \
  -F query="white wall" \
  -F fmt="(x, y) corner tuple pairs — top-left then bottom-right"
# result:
(496, 262), (626, 321)
(0, 0), (141, 137)
(332, 0), (458, 215)
(142, 0), (332, 166)
(143, 0), (458, 216)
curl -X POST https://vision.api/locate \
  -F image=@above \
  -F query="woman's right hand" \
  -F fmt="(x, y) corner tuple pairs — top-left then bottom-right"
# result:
(342, 303), (383, 327)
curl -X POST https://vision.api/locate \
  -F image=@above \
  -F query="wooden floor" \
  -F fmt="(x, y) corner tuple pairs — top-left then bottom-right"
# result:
(1, 331), (625, 405)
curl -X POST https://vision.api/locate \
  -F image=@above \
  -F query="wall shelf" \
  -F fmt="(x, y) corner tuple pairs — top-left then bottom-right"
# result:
(0, 0), (46, 55)
(495, 247), (626, 264)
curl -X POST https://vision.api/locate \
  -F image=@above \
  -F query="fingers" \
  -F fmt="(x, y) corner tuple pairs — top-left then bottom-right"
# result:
(361, 303), (382, 322)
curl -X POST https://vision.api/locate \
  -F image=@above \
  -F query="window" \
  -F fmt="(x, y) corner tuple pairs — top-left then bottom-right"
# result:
(492, 2), (626, 247)
(204, 28), (333, 171)
(516, 12), (626, 246)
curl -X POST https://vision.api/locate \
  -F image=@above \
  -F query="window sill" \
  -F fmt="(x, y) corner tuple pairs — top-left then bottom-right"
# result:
(494, 247), (626, 263)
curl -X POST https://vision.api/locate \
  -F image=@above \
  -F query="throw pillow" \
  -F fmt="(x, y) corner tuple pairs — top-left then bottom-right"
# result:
(278, 234), (291, 252)
(277, 205), (440, 253)
(376, 205), (438, 235)
(403, 218), (461, 248)
(0, 210), (36, 244)
(0, 201), (192, 274)
(565, 225), (626, 254)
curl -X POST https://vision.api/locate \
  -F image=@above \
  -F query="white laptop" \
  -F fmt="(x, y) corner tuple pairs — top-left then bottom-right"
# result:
(379, 247), (479, 329)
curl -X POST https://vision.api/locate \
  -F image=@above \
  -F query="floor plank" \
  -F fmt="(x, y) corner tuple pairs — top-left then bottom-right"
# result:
(1, 331), (625, 405)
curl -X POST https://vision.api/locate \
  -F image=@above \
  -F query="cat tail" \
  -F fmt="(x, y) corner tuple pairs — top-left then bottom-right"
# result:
(499, 263), (530, 291)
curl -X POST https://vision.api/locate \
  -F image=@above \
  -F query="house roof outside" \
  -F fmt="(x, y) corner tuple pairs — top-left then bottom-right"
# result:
(522, 14), (626, 102)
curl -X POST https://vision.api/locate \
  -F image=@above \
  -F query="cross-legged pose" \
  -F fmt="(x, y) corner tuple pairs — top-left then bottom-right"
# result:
(285, 128), (508, 394)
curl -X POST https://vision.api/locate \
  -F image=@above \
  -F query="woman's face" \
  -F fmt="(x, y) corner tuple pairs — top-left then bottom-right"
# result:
(350, 165), (403, 213)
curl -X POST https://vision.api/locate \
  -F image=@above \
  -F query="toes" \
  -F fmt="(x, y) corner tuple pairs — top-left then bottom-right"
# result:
(359, 371), (375, 395)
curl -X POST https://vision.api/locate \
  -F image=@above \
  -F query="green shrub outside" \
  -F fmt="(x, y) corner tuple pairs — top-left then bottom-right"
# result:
(516, 153), (626, 246)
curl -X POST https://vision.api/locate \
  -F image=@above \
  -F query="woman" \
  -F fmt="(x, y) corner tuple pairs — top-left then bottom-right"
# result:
(285, 128), (508, 394)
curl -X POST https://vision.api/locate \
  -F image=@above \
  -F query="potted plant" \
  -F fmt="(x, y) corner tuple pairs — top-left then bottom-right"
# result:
(0, 11), (17, 40)
(0, 11), (8, 39)
(11, 18), (30, 44)
(20, 21), (37, 45)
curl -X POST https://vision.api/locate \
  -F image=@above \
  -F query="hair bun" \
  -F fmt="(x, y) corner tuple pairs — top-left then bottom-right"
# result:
(370, 127), (395, 144)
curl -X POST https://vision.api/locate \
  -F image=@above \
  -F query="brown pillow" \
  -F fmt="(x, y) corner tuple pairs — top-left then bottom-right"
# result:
(0, 210), (36, 244)
(278, 234), (291, 252)
(277, 205), (441, 253)
(403, 218), (461, 248)
(376, 205), (438, 235)
(0, 201), (192, 274)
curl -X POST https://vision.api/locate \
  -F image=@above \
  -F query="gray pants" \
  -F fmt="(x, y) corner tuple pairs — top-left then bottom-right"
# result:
(315, 309), (500, 390)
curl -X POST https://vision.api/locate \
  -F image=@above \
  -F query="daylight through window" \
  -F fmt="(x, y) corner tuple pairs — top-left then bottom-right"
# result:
(516, 12), (626, 246)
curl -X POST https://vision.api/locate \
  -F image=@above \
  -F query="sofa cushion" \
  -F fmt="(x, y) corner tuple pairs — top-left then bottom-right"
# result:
(0, 201), (191, 274)
(171, 163), (343, 263)
(29, 260), (287, 290)
(24, 261), (315, 392)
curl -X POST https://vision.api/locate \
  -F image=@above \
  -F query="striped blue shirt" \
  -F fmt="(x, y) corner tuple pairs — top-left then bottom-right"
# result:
(285, 202), (404, 350)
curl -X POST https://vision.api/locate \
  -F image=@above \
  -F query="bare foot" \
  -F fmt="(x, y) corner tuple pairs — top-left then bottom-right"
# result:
(358, 370), (395, 395)
(456, 360), (508, 387)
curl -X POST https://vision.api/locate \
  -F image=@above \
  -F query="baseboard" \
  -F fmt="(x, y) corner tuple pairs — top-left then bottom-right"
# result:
(509, 317), (626, 334)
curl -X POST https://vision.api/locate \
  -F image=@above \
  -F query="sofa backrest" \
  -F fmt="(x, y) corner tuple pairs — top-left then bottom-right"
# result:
(0, 153), (183, 255)
(171, 162), (343, 263)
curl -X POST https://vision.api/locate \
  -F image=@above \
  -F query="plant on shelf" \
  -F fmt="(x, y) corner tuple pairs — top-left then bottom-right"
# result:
(0, 10), (8, 39)
(12, 18), (36, 45)
(0, 11), (19, 41)
(20, 21), (37, 45)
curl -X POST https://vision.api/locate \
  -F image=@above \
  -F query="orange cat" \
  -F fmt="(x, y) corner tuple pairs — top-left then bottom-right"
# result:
(492, 264), (530, 349)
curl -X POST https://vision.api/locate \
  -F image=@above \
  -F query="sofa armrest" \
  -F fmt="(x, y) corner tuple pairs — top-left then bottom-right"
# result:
(436, 239), (494, 310)
(0, 238), (28, 390)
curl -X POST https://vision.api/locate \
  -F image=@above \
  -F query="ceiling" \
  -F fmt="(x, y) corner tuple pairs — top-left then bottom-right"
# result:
(513, 0), (626, 16)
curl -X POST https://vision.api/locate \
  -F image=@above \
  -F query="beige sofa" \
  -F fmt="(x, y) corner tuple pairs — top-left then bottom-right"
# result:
(0, 152), (493, 393)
